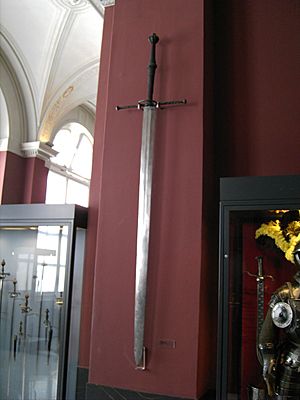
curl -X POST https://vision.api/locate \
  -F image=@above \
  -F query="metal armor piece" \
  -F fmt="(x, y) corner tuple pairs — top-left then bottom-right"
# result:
(272, 302), (293, 328)
(276, 344), (300, 398)
(259, 276), (300, 399)
(247, 385), (266, 400)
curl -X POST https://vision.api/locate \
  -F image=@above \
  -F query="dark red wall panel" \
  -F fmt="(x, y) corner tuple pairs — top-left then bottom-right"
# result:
(0, 153), (48, 205)
(87, 1), (207, 398)
(0, 152), (6, 202)
(23, 157), (48, 204)
(215, 0), (300, 177)
(80, 1), (300, 398)
(1, 152), (25, 204)
(79, 6), (115, 369)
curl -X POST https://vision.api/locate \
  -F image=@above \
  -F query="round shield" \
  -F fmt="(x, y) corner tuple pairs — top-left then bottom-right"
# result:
(271, 302), (293, 328)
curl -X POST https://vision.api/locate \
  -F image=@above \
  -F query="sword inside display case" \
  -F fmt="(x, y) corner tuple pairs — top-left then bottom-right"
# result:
(0, 204), (87, 400)
(217, 175), (300, 400)
(0, 225), (68, 400)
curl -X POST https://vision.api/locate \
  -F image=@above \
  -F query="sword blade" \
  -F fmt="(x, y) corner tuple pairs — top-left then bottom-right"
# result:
(257, 281), (264, 335)
(255, 256), (264, 365)
(256, 256), (265, 336)
(0, 280), (3, 330)
(134, 106), (157, 367)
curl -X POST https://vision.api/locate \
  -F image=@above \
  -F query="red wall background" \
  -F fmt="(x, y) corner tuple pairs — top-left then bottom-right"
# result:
(1, 152), (25, 204)
(0, 152), (48, 204)
(215, 0), (300, 177)
(80, 1), (214, 398)
(78, 1), (300, 399)
(23, 157), (48, 204)
(78, 2), (115, 371)
(1, 0), (298, 398)
(0, 152), (6, 201)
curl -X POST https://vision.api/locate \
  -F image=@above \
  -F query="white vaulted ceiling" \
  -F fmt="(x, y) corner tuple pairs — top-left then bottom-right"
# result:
(0, 0), (106, 151)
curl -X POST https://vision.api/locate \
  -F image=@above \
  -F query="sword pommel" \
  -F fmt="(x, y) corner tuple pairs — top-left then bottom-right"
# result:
(146, 33), (159, 106)
(149, 32), (159, 46)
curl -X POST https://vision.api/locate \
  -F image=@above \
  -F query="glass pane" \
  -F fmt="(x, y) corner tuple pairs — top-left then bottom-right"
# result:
(45, 172), (67, 204)
(66, 180), (89, 207)
(71, 135), (93, 179)
(52, 128), (77, 167)
(59, 226), (68, 266)
(58, 267), (65, 293)
(46, 123), (93, 206)
(0, 224), (69, 400)
(51, 123), (93, 171)
(224, 209), (300, 399)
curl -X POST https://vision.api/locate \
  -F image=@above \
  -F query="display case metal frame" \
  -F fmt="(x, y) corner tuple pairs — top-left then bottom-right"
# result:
(217, 175), (300, 400)
(0, 203), (87, 400)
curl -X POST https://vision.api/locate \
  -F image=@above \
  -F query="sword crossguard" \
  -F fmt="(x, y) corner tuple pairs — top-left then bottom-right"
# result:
(245, 255), (275, 282)
(246, 271), (274, 282)
(116, 99), (187, 111)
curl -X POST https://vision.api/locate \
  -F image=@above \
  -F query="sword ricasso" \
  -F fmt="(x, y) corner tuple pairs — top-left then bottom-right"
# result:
(138, 99), (158, 109)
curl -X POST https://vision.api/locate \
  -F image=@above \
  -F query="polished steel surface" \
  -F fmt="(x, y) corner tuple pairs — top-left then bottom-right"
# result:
(116, 33), (186, 369)
(134, 106), (156, 368)
(271, 301), (293, 328)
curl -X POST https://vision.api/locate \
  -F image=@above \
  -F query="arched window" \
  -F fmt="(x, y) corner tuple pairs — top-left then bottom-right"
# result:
(45, 122), (93, 207)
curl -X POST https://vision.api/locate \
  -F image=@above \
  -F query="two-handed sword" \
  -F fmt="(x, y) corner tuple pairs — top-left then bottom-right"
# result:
(116, 33), (186, 369)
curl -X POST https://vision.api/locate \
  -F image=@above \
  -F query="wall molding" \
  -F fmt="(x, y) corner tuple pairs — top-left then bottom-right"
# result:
(21, 141), (58, 161)
(100, 0), (115, 6)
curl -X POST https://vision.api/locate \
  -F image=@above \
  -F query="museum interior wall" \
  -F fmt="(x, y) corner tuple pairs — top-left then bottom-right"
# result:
(78, 1), (299, 399)
(80, 1), (212, 398)
(0, 1), (299, 399)
(214, 0), (300, 177)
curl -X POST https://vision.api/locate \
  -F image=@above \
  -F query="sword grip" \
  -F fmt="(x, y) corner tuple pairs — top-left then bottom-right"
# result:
(256, 256), (263, 277)
(146, 33), (159, 105)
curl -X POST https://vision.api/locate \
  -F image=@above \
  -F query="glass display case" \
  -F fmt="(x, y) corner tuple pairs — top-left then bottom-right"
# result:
(217, 176), (300, 400)
(0, 204), (87, 400)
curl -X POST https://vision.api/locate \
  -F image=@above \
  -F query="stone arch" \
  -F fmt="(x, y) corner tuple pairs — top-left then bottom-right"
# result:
(50, 104), (95, 144)
(0, 35), (37, 153)
(0, 88), (9, 146)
